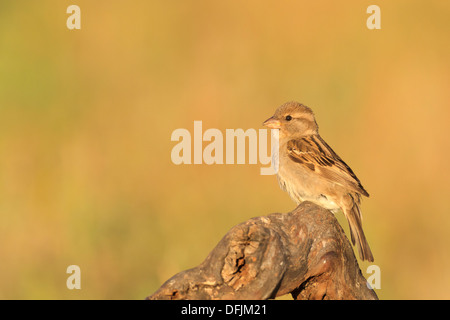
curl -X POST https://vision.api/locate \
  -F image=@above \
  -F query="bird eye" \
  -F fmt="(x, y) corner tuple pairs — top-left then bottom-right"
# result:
(285, 115), (292, 121)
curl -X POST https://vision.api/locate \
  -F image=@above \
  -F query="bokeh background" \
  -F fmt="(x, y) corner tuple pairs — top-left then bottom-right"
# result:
(0, 0), (449, 299)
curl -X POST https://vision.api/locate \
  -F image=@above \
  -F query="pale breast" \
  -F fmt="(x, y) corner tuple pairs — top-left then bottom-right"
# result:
(277, 151), (341, 211)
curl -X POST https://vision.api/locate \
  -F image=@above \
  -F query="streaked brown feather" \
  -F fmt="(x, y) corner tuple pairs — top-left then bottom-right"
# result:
(286, 135), (369, 197)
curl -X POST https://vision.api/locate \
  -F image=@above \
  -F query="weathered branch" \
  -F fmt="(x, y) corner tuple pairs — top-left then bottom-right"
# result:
(147, 201), (378, 300)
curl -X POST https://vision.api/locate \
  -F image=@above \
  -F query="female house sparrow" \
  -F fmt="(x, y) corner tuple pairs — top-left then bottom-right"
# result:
(263, 101), (374, 262)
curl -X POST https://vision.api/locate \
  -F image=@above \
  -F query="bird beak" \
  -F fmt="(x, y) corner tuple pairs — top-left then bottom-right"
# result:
(263, 116), (281, 129)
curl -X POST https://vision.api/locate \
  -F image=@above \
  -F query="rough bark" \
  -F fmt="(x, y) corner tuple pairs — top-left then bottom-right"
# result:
(147, 201), (378, 300)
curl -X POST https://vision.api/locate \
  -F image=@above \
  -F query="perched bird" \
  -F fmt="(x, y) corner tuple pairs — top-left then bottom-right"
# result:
(263, 101), (374, 262)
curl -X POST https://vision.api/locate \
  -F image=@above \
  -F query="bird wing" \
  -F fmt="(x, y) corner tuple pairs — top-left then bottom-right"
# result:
(286, 135), (369, 197)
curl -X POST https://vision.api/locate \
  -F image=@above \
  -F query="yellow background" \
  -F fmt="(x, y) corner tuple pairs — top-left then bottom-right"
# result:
(0, 0), (449, 299)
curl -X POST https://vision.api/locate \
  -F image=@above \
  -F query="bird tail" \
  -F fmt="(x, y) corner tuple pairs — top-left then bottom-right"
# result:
(344, 201), (374, 262)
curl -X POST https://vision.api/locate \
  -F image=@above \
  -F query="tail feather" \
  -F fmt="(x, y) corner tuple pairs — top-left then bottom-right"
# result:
(344, 202), (374, 262)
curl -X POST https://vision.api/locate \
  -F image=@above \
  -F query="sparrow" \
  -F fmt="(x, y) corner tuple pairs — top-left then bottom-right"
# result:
(263, 101), (374, 262)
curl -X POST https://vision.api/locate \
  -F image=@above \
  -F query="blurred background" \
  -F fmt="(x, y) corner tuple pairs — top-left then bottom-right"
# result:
(0, 0), (449, 299)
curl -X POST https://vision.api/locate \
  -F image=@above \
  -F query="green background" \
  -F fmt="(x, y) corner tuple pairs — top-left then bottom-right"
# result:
(0, 0), (449, 299)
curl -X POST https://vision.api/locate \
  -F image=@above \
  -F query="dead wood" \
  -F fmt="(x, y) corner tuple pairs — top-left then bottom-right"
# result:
(147, 201), (378, 300)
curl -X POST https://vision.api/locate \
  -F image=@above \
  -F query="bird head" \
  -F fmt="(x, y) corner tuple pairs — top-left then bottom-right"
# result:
(263, 101), (319, 138)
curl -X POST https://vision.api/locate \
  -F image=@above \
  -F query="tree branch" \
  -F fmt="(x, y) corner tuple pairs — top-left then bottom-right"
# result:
(147, 201), (378, 300)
